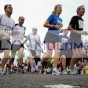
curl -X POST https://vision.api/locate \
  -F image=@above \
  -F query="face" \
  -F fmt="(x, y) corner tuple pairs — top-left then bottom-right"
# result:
(56, 5), (62, 14)
(32, 29), (37, 35)
(78, 6), (85, 16)
(5, 5), (13, 15)
(18, 17), (25, 25)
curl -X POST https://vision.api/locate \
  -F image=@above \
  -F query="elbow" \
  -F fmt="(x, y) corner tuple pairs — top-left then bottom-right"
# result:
(68, 26), (72, 31)
(43, 23), (47, 27)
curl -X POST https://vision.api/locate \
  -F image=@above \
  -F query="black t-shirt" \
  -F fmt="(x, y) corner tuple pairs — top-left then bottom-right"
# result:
(69, 16), (84, 41)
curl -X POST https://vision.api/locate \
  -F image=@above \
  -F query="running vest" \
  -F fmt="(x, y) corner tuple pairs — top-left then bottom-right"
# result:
(0, 14), (15, 39)
(11, 24), (26, 44)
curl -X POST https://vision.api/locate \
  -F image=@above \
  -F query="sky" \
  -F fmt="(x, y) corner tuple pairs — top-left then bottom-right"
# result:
(0, 0), (88, 62)
(0, 0), (88, 43)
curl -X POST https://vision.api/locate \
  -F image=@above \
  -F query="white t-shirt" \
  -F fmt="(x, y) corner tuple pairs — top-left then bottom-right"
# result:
(0, 14), (15, 39)
(11, 24), (26, 44)
(27, 33), (40, 50)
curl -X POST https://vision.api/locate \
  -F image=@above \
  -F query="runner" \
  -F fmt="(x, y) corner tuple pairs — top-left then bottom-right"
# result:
(10, 16), (26, 73)
(25, 28), (41, 73)
(0, 4), (17, 75)
(68, 5), (88, 74)
(42, 4), (63, 75)
(60, 29), (69, 74)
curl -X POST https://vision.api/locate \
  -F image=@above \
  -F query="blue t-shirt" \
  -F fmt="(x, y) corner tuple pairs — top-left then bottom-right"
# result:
(47, 14), (63, 35)
(47, 14), (63, 30)
(59, 35), (69, 50)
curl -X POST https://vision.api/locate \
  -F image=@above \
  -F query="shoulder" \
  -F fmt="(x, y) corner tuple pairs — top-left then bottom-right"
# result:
(59, 17), (62, 22)
(49, 14), (54, 17)
(22, 26), (26, 30)
(0, 14), (5, 20)
(71, 16), (77, 19)
(48, 14), (54, 19)
(36, 34), (40, 37)
(15, 24), (19, 26)
(0, 14), (4, 18)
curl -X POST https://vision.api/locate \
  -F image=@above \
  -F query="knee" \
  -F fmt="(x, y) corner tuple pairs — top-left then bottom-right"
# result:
(61, 55), (66, 61)
(73, 52), (79, 58)
(80, 51), (86, 56)
(4, 51), (9, 58)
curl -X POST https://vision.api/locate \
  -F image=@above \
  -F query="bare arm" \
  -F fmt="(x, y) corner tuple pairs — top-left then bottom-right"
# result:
(44, 20), (61, 29)
(68, 25), (88, 35)
(43, 20), (54, 28)
(60, 29), (68, 33)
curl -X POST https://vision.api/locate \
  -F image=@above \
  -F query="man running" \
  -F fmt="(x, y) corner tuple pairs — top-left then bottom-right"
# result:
(25, 28), (41, 73)
(0, 4), (17, 75)
(10, 16), (26, 73)
(68, 5), (88, 74)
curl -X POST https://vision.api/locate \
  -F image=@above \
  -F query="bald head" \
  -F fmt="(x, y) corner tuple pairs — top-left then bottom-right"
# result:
(18, 16), (25, 26)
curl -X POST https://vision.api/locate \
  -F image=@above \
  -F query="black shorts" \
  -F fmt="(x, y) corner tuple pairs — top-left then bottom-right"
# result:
(44, 32), (61, 43)
(0, 38), (11, 52)
(11, 44), (24, 53)
(34, 57), (40, 65)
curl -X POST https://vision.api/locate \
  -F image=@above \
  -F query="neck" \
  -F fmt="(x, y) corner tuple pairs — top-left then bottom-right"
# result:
(32, 33), (36, 35)
(6, 13), (11, 17)
(77, 14), (82, 17)
(19, 24), (22, 26)
(55, 12), (60, 17)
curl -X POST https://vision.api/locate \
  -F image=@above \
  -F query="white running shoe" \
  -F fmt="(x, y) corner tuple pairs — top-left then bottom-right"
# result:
(62, 70), (68, 75)
(52, 69), (61, 75)
(70, 69), (77, 75)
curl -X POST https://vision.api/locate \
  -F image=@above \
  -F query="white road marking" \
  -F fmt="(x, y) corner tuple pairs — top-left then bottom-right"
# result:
(44, 84), (80, 88)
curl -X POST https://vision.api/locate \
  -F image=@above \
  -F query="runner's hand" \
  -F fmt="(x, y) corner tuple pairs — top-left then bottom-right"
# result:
(81, 31), (88, 36)
(54, 25), (61, 29)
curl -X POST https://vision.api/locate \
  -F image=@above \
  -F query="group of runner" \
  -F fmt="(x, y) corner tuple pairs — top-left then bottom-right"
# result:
(0, 4), (88, 75)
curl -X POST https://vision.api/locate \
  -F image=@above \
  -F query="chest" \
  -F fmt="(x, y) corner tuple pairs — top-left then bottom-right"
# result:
(75, 18), (84, 29)
(15, 26), (25, 34)
(51, 17), (62, 25)
(30, 35), (38, 41)
(1, 16), (14, 29)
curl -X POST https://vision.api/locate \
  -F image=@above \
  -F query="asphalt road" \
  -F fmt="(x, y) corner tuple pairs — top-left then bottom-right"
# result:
(0, 73), (88, 88)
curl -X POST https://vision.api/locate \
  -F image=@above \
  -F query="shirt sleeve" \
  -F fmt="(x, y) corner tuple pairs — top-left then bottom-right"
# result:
(69, 16), (76, 26)
(47, 14), (53, 22)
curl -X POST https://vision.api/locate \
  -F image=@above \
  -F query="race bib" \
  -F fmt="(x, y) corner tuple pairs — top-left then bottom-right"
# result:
(79, 20), (84, 29)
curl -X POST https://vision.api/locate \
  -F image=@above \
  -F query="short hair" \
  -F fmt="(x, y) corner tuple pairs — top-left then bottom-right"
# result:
(32, 27), (37, 31)
(76, 5), (85, 14)
(4, 4), (12, 10)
